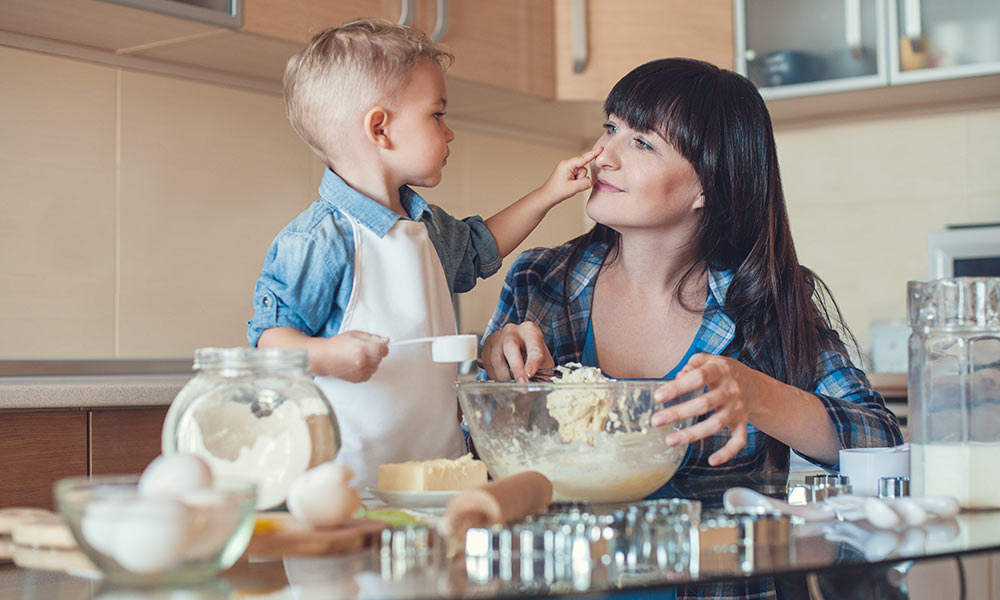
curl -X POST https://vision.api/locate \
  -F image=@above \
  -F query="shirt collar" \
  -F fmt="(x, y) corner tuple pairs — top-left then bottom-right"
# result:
(702, 268), (736, 355)
(541, 242), (737, 355)
(317, 168), (431, 238)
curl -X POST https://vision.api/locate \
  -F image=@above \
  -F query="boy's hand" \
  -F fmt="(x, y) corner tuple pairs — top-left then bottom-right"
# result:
(540, 146), (603, 206)
(315, 330), (389, 382)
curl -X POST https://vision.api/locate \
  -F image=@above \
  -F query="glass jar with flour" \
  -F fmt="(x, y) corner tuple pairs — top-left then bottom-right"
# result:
(162, 348), (340, 510)
(908, 277), (1000, 508)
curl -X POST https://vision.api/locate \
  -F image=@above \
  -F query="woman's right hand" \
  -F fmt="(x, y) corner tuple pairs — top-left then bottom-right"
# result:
(480, 322), (555, 382)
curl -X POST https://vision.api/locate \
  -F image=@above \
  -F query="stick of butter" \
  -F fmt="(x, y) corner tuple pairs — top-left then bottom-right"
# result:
(377, 454), (487, 491)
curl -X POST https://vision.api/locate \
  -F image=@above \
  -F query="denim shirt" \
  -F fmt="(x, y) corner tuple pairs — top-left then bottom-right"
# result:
(247, 169), (501, 346)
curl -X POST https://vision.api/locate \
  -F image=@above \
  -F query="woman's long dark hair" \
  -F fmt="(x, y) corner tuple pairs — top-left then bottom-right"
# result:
(564, 58), (852, 468)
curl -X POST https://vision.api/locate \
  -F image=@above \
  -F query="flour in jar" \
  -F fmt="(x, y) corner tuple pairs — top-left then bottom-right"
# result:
(175, 392), (323, 510)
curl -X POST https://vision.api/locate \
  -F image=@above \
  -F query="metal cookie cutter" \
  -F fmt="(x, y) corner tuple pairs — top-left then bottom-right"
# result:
(878, 476), (910, 498)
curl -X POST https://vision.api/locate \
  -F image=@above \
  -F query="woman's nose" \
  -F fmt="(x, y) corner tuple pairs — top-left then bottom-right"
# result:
(593, 140), (618, 170)
(444, 124), (455, 142)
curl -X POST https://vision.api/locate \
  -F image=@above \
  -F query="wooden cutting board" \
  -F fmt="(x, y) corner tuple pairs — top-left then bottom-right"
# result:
(246, 513), (389, 558)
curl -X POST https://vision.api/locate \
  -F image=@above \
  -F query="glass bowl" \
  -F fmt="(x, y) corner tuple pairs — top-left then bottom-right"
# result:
(456, 379), (700, 503)
(55, 476), (256, 586)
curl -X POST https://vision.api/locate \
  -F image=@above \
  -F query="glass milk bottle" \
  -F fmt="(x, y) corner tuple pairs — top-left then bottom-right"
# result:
(908, 278), (1000, 508)
(162, 348), (341, 510)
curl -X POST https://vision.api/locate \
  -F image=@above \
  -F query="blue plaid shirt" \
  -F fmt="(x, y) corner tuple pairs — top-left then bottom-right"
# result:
(485, 240), (902, 477)
(484, 241), (903, 599)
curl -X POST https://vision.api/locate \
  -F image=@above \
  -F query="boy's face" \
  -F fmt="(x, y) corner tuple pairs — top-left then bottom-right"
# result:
(385, 59), (454, 188)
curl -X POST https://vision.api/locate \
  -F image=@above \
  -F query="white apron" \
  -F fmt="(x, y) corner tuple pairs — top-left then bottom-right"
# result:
(316, 217), (466, 490)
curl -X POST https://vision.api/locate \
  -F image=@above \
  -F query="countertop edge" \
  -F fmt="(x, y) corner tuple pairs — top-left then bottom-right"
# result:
(0, 374), (190, 410)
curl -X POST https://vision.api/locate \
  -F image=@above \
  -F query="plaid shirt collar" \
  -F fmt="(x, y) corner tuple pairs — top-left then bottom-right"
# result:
(542, 240), (737, 356)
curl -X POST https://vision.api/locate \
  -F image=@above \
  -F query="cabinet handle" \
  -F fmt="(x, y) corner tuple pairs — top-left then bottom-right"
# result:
(398, 0), (414, 26)
(431, 0), (449, 42)
(571, 0), (588, 73)
(902, 0), (924, 53)
(844, 0), (864, 59)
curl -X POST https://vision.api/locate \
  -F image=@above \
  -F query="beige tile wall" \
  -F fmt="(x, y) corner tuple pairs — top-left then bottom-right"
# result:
(775, 106), (1000, 355)
(1, 44), (998, 359)
(0, 47), (117, 357)
(0, 45), (586, 358)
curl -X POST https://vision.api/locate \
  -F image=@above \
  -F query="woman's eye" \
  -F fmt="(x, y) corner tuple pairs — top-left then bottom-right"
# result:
(634, 138), (652, 150)
(433, 112), (446, 119)
(602, 123), (617, 135)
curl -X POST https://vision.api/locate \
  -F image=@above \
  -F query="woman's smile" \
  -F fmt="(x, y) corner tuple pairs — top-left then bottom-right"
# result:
(594, 178), (623, 193)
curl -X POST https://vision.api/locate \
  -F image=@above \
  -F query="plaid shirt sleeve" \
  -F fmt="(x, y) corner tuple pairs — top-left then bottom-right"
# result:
(797, 348), (904, 466)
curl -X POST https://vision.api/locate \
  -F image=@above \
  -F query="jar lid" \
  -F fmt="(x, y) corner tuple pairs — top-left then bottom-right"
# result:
(193, 347), (308, 371)
(907, 277), (1000, 331)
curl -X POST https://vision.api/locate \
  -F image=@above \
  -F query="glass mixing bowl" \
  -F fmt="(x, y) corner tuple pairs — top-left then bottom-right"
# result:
(456, 379), (700, 503)
(55, 475), (256, 586)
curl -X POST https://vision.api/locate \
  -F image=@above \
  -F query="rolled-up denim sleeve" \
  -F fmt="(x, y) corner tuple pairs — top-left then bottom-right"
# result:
(795, 349), (904, 467)
(424, 206), (501, 293)
(247, 231), (343, 347)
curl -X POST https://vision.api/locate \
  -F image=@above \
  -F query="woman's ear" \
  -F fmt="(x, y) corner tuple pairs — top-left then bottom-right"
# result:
(364, 106), (391, 148)
(692, 190), (706, 209)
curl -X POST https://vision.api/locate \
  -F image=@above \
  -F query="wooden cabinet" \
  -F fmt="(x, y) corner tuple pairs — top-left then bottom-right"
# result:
(0, 407), (168, 510)
(239, 0), (560, 98)
(89, 407), (169, 477)
(240, 0), (732, 100)
(241, 0), (400, 45)
(0, 412), (88, 510)
(553, 0), (734, 100)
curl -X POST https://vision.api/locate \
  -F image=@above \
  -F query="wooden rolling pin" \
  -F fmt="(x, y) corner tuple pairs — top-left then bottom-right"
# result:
(439, 471), (553, 542)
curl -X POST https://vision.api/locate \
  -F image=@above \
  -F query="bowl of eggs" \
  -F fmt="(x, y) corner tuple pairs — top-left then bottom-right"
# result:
(55, 454), (256, 586)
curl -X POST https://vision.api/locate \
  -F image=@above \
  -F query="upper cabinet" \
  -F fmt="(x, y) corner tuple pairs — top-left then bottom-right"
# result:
(240, 0), (733, 101)
(737, 0), (888, 99)
(736, 0), (1000, 100)
(887, 0), (1000, 84)
(552, 0), (733, 101)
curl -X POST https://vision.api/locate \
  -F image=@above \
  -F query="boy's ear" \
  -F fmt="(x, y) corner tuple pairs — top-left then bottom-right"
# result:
(364, 106), (391, 148)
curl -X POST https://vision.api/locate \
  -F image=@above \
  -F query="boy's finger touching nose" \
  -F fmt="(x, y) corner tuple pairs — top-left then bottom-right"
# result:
(581, 145), (603, 163)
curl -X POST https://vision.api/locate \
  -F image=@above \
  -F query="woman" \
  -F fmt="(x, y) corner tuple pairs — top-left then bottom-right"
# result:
(480, 56), (902, 600)
(482, 57), (901, 485)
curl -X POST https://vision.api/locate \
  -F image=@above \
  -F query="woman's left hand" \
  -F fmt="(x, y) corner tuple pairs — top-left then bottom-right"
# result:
(651, 353), (768, 467)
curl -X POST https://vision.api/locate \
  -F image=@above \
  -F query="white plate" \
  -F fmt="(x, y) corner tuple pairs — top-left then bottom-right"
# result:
(366, 488), (458, 509)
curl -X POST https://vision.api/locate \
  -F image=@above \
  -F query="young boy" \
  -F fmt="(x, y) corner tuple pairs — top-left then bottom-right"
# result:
(247, 18), (599, 490)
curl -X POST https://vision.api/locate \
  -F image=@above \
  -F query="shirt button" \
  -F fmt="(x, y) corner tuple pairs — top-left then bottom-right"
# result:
(262, 296), (271, 307)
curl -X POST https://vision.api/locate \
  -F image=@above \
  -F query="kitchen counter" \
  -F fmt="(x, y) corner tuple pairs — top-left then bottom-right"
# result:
(0, 374), (189, 410)
(0, 360), (191, 410)
(3, 473), (1000, 599)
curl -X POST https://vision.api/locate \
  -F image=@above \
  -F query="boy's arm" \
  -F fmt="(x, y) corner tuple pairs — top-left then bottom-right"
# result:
(484, 147), (602, 258)
(259, 327), (388, 383)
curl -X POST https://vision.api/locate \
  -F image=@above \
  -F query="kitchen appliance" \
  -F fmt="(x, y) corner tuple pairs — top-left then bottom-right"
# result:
(927, 223), (1000, 279)
(162, 348), (341, 510)
(907, 277), (1000, 508)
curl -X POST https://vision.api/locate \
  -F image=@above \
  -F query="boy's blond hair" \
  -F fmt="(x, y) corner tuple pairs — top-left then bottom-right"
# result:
(284, 18), (454, 163)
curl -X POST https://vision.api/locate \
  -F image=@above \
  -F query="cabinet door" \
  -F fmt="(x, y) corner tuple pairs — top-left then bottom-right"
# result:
(241, 0), (401, 44)
(888, 0), (1000, 84)
(89, 407), (169, 476)
(736, 0), (888, 99)
(0, 412), (87, 510)
(555, 0), (734, 101)
(424, 0), (557, 98)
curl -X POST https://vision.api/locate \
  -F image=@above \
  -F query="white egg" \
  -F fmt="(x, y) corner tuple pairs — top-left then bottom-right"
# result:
(139, 454), (213, 497)
(287, 463), (360, 528)
(81, 498), (126, 555)
(112, 497), (192, 573)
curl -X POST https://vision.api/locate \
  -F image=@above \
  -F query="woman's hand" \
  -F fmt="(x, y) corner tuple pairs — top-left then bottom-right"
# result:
(651, 353), (769, 466)
(480, 322), (555, 382)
